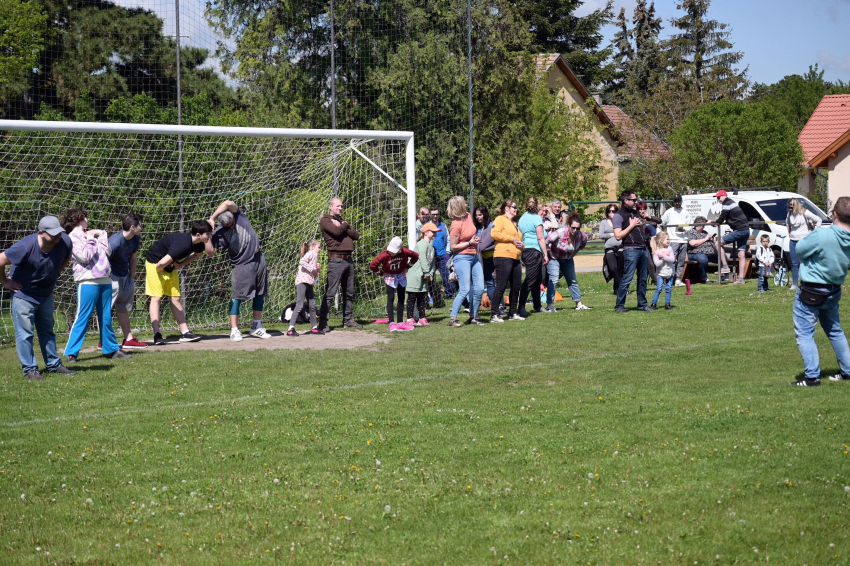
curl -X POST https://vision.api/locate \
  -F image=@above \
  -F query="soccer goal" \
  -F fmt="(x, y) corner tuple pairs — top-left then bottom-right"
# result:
(0, 120), (416, 337)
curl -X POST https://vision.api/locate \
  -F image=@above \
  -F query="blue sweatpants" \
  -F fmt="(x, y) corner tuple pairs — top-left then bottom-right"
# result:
(64, 283), (120, 357)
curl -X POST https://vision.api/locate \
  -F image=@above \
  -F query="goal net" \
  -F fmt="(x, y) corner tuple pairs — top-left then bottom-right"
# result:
(0, 120), (415, 339)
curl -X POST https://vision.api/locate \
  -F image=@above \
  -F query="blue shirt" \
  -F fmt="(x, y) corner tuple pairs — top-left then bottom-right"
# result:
(517, 212), (543, 252)
(108, 232), (140, 277)
(432, 221), (449, 256)
(4, 233), (72, 304)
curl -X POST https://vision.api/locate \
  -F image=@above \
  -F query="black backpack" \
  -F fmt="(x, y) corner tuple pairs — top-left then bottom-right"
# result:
(281, 301), (311, 324)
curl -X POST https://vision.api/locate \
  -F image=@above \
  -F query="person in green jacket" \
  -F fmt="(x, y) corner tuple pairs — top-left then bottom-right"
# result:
(405, 222), (439, 326)
(792, 196), (850, 387)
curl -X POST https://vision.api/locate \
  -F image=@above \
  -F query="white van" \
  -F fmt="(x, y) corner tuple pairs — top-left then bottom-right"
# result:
(679, 190), (830, 259)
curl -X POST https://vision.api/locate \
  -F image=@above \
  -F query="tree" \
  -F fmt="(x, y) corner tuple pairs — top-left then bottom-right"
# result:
(666, 0), (747, 102)
(750, 64), (850, 134)
(0, 0), (49, 114)
(670, 100), (803, 191)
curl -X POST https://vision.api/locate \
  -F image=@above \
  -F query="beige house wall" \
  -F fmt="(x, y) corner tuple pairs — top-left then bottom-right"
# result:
(797, 169), (815, 195)
(828, 141), (850, 204)
(543, 70), (619, 203)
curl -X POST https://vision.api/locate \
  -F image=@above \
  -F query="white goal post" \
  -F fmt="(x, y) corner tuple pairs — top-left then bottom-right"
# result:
(0, 120), (416, 334)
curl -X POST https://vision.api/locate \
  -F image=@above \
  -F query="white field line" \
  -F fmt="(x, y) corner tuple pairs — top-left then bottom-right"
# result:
(2, 332), (793, 428)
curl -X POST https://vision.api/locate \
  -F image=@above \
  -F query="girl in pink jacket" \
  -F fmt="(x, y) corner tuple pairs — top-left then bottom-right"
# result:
(287, 240), (322, 336)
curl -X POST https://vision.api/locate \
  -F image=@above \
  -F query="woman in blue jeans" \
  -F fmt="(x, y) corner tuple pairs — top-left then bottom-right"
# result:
(546, 212), (590, 311)
(447, 196), (485, 326)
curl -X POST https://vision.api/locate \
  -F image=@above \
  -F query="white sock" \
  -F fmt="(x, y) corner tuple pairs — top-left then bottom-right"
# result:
(288, 325), (295, 331)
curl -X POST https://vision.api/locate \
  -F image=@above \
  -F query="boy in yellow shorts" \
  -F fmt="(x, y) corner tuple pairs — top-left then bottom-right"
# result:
(145, 221), (212, 344)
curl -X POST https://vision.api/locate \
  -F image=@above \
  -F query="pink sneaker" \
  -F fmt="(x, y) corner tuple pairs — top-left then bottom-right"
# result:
(389, 322), (400, 332)
(419, 317), (430, 326)
(406, 317), (422, 327)
(397, 322), (415, 331)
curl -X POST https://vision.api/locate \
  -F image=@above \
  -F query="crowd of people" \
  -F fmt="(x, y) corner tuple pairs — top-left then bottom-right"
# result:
(2, 192), (849, 388)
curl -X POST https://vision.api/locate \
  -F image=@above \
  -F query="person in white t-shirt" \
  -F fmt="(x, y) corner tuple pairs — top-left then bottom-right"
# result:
(661, 194), (692, 287)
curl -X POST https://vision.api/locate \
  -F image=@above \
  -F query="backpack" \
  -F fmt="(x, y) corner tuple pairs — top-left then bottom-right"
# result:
(281, 301), (310, 324)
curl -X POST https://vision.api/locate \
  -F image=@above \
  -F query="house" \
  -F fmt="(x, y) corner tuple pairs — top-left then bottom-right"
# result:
(535, 54), (620, 200)
(798, 94), (850, 204)
(600, 104), (671, 164)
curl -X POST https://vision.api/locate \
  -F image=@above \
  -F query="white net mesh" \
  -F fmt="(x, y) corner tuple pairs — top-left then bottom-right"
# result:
(0, 127), (411, 339)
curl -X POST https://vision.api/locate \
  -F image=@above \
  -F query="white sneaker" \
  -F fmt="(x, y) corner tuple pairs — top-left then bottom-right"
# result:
(490, 315), (504, 323)
(249, 327), (271, 339)
(674, 281), (686, 287)
(509, 314), (525, 321)
(230, 328), (243, 341)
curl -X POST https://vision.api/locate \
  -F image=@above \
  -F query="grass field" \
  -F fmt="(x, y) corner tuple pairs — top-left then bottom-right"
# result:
(2, 272), (850, 565)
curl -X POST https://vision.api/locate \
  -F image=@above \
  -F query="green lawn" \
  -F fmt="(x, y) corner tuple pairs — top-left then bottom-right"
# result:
(1, 273), (849, 565)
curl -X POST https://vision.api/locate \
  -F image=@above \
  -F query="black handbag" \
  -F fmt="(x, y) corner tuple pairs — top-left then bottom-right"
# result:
(799, 286), (832, 307)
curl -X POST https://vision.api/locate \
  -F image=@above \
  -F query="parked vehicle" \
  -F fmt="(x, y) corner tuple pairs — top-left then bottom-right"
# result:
(679, 190), (830, 263)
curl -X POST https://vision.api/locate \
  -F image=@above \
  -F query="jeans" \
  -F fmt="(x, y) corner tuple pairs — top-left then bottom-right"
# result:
(757, 266), (770, 292)
(793, 286), (850, 379)
(616, 247), (648, 309)
(548, 257), (581, 303)
(670, 242), (688, 279)
(518, 249), (545, 312)
(789, 239), (800, 287)
(451, 254), (484, 319)
(12, 294), (61, 374)
(64, 283), (120, 357)
(492, 257), (521, 316)
(723, 229), (750, 249)
(690, 253), (717, 282)
(482, 256), (496, 303)
(435, 254), (455, 298)
(652, 275), (673, 305)
(319, 257), (355, 325)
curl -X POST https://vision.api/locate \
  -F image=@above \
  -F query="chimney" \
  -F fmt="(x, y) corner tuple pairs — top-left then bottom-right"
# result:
(591, 92), (603, 106)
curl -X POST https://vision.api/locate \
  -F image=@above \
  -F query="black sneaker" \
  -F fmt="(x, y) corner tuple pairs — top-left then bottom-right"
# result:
(343, 321), (363, 329)
(66, 355), (77, 364)
(614, 307), (628, 314)
(179, 332), (201, 343)
(108, 350), (132, 360)
(467, 318), (485, 325)
(665, 304), (676, 310)
(640, 306), (657, 312)
(792, 378), (821, 387)
(24, 369), (44, 380)
(153, 332), (166, 345)
(50, 365), (76, 376)
(828, 374), (850, 382)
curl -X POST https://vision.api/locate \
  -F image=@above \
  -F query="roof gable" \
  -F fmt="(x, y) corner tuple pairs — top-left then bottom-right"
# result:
(799, 94), (850, 167)
(601, 105), (671, 161)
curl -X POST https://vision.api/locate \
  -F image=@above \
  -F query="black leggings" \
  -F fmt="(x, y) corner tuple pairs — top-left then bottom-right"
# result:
(492, 257), (522, 316)
(518, 249), (544, 311)
(386, 284), (406, 323)
(406, 291), (428, 321)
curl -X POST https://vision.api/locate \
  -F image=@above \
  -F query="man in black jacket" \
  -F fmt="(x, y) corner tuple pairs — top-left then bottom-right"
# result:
(714, 190), (750, 284)
(612, 191), (652, 312)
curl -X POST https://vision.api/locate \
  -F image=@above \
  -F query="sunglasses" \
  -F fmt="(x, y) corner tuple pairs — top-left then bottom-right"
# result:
(508, 205), (518, 209)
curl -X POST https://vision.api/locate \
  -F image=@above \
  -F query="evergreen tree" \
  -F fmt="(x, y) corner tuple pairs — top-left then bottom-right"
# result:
(666, 0), (747, 102)
(630, 0), (662, 95)
(607, 7), (633, 97)
(0, 0), (50, 115)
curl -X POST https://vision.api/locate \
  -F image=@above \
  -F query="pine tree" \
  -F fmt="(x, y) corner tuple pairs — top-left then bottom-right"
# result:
(607, 7), (633, 97)
(666, 0), (747, 102)
(630, 0), (662, 95)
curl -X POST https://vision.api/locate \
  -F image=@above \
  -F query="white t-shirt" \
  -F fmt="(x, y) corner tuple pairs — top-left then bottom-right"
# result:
(661, 207), (692, 243)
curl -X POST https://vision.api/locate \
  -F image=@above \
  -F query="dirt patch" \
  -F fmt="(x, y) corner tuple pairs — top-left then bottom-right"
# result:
(81, 329), (390, 354)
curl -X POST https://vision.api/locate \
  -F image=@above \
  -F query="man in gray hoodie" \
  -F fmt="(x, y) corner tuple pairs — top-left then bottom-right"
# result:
(792, 196), (850, 386)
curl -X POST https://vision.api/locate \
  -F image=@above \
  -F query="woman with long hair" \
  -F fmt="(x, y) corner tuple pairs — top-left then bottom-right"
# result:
(447, 196), (485, 327)
(489, 200), (524, 322)
(786, 198), (822, 289)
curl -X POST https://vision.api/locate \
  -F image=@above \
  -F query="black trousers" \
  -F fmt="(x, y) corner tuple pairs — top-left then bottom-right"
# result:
(406, 291), (428, 321)
(386, 284), (406, 323)
(518, 248), (544, 312)
(605, 248), (623, 293)
(492, 257), (522, 316)
(319, 257), (355, 325)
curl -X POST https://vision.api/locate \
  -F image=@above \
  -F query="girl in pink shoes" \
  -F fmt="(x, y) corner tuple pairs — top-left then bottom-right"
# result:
(370, 236), (419, 332)
(405, 222), (440, 326)
(287, 239), (322, 336)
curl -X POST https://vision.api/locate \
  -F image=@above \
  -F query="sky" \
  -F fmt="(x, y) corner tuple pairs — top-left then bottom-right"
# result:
(578, 0), (850, 85)
(114, 0), (850, 86)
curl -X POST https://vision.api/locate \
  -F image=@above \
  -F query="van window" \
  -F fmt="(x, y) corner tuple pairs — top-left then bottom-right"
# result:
(738, 201), (764, 222)
(758, 198), (829, 221)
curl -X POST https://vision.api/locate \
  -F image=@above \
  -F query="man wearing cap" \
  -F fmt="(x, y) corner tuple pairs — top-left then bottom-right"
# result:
(206, 200), (271, 341)
(661, 194), (692, 286)
(0, 216), (77, 380)
(713, 190), (750, 284)
(318, 198), (362, 331)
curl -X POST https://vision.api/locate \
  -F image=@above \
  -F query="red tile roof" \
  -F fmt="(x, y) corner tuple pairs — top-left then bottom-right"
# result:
(602, 105), (671, 161)
(799, 94), (850, 167)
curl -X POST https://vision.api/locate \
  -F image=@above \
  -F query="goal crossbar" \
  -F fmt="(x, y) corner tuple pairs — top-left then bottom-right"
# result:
(0, 120), (418, 248)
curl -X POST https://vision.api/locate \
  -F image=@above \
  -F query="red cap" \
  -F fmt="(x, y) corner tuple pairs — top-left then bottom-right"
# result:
(714, 189), (727, 198)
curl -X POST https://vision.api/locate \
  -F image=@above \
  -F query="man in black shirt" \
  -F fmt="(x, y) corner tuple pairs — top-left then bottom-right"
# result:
(612, 191), (652, 312)
(144, 221), (212, 344)
(713, 190), (751, 284)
